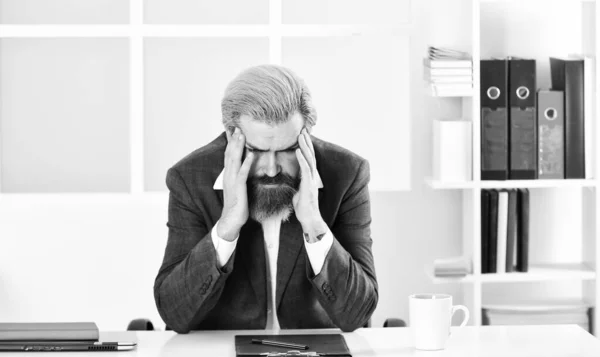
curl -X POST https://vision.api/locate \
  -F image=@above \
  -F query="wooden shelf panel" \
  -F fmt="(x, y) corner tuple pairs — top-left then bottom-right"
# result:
(426, 177), (477, 189)
(479, 179), (598, 189)
(426, 177), (598, 190)
(429, 263), (596, 284)
(480, 0), (595, 3)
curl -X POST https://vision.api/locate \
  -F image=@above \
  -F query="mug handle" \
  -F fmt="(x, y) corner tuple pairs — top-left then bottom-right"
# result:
(451, 305), (470, 327)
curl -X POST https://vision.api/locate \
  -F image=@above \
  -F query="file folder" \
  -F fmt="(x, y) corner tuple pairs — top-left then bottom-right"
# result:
(481, 190), (491, 274)
(516, 188), (530, 273)
(505, 189), (518, 272)
(550, 57), (585, 179)
(235, 334), (351, 357)
(537, 89), (565, 179)
(481, 59), (509, 180)
(509, 58), (537, 179)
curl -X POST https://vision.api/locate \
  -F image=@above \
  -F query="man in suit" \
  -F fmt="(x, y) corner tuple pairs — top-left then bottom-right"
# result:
(154, 64), (378, 333)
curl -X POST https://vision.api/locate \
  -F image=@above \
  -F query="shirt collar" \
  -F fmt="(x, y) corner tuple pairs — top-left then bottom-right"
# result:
(213, 169), (324, 190)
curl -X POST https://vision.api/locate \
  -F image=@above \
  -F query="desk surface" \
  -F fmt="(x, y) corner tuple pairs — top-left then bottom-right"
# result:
(3, 325), (599, 356)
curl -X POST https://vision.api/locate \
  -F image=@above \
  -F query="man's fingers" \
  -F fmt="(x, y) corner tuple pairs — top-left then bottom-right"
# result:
(238, 151), (254, 182)
(295, 148), (311, 182)
(304, 129), (317, 169)
(298, 132), (314, 176)
(226, 127), (245, 172)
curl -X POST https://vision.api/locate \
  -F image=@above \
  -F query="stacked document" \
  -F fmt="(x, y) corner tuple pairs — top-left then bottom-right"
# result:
(433, 256), (472, 277)
(424, 46), (473, 97)
(482, 300), (591, 332)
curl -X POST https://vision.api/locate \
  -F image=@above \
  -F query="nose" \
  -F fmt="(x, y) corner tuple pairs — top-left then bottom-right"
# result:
(263, 152), (280, 177)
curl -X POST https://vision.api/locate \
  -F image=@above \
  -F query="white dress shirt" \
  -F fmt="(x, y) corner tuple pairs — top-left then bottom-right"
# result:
(211, 169), (333, 330)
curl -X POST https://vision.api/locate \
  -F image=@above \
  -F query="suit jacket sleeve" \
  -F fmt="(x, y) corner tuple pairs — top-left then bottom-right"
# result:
(308, 159), (378, 332)
(154, 167), (235, 333)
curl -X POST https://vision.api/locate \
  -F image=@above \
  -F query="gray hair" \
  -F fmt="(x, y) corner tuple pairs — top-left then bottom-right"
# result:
(221, 64), (317, 132)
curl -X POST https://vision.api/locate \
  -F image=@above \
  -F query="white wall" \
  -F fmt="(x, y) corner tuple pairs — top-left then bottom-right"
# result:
(0, 1), (465, 330)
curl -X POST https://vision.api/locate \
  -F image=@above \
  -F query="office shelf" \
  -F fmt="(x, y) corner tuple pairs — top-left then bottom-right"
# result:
(479, 180), (598, 189)
(429, 263), (596, 284)
(426, 178), (597, 190)
(426, 0), (600, 335)
(426, 177), (477, 189)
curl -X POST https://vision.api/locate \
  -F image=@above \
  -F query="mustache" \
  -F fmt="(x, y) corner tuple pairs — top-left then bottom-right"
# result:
(249, 173), (298, 187)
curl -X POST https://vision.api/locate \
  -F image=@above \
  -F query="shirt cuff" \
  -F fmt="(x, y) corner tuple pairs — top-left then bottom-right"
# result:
(211, 220), (239, 268)
(303, 228), (333, 276)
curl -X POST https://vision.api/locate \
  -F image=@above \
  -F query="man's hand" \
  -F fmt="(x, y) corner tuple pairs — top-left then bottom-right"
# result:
(293, 128), (327, 242)
(218, 127), (254, 242)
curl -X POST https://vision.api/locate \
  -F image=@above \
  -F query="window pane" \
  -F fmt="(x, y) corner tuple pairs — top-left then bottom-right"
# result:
(144, 0), (268, 24)
(0, 39), (130, 193)
(282, 0), (410, 25)
(282, 35), (410, 190)
(144, 38), (269, 191)
(0, 0), (128, 24)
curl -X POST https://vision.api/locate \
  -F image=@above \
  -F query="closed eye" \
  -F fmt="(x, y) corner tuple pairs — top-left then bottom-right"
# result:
(246, 145), (298, 153)
(281, 144), (300, 153)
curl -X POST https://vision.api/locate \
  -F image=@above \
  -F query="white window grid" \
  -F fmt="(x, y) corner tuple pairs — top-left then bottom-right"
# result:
(0, 0), (412, 194)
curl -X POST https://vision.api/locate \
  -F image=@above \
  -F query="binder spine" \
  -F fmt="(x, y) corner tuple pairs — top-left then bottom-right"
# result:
(537, 90), (565, 179)
(564, 61), (586, 179)
(509, 59), (537, 180)
(481, 59), (509, 180)
(550, 58), (585, 179)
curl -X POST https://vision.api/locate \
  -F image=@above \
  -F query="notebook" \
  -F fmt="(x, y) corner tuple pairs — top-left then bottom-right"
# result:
(0, 322), (99, 341)
(0, 322), (136, 352)
(235, 334), (351, 357)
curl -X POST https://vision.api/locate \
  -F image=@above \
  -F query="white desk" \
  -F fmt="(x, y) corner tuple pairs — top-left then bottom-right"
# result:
(4, 325), (600, 356)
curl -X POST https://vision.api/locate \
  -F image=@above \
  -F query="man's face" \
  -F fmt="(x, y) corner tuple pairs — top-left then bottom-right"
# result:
(238, 112), (305, 222)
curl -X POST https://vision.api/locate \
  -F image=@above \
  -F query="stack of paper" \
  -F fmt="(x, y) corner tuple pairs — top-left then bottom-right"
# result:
(482, 300), (591, 332)
(424, 46), (473, 97)
(433, 256), (472, 277)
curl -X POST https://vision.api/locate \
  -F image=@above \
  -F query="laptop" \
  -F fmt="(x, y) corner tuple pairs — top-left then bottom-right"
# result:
(0, 322), (137, 352)
(0, 340), (137, 352)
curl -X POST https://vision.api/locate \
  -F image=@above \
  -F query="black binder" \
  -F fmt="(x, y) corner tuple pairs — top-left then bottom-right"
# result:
(481, 190), (491, 274)
(537, 89), (565, 179)
(235, 334), (351, 357)
(488, 189), (499, 273)
(481, 59), (509, 180)
(505, 189), (518, 272)
(550, 57), (585, 179)
(516, 188), (530, 272)
(509, 58), (537, 179)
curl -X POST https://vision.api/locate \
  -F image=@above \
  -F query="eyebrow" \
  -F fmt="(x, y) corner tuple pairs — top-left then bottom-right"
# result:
(246, 142), (300, 153)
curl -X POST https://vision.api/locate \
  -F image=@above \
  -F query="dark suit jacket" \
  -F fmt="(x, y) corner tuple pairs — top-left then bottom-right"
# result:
(153, 132), (378, 333)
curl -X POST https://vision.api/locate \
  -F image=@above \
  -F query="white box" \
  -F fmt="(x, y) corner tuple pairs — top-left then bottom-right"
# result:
(433, 119), (472, 182)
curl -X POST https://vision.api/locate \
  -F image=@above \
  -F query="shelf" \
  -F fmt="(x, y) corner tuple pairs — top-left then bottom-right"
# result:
(426, 177), (598, 190)
(480, 179), (598, 189)
(426, 177), (476, 189)
(429, 263), (596, 284)
(481, 263), (596, 282)
(425, 84), (473, 97)
(480, 0), (594, 2)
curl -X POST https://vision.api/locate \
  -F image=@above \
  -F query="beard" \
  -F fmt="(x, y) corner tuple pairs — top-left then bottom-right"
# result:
(247, 172), (301, 223)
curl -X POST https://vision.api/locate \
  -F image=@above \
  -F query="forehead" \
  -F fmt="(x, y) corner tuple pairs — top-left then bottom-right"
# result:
(239, 113), (304, 151)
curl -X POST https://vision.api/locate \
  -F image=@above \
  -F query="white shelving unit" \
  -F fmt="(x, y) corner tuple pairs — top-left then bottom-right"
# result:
(426, 0), (600, 337)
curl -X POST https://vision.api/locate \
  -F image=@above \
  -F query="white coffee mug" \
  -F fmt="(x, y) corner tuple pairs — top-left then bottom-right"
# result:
(408, 293), (469, 351)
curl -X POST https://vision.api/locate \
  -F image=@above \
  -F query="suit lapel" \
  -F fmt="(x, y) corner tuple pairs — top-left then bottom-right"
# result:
(276, 214), (304, 310)
(239, 220), (267, 313)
